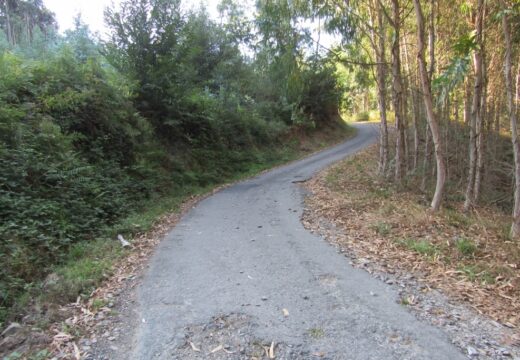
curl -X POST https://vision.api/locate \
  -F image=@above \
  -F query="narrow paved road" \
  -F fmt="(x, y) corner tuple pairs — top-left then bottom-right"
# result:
(122, 123), (464, 359)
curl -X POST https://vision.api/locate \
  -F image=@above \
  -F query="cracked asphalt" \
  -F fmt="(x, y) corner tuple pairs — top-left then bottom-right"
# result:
(110, 123), (465, 359)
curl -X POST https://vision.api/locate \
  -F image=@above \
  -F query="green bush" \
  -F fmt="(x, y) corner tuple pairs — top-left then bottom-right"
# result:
(455, 237), (477, 257)
(0, 52), (164, 314)
(398, 238), (438, 256)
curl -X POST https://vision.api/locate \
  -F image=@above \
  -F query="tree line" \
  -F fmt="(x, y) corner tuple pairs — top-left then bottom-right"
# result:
(312, 0), (519, 236)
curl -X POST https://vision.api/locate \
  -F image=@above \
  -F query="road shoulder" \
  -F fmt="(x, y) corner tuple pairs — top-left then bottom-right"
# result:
(301, 144), (520, 359)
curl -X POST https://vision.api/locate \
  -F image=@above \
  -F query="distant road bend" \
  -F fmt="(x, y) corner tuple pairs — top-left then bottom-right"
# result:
(117, 123), (464, 359)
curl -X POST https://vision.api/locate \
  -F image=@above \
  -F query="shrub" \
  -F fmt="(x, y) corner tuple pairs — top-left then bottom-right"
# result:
(398, 238), (438, 256)
(455, 237), (477, 257)
(0, 52), (161, 315)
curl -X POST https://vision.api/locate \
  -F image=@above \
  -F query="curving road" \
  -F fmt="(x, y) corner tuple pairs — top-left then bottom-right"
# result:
(117, 123), (464, 359)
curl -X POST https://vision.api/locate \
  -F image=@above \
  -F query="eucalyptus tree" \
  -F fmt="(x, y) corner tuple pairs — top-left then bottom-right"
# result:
(307, 0), (389, 174)
(413, 0), (446, 211)
(254, 0), (310, 112)
(501, 0), (520, 238)
(370, 0), (389, 175)
(388, 0), (406, 182)
(217, 0), (255, 46)
(0, 0), (55, 46)
(464, 0), (486, 212)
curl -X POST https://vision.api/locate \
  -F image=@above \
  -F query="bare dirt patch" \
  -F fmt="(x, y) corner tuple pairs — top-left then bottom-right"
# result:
(302, 144), (520, 359)
(160, 313), (311, 360)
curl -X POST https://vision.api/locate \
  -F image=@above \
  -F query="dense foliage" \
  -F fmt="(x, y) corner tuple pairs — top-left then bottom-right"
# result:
(0, 50), (163, 313)
(0, 0), (347, 320)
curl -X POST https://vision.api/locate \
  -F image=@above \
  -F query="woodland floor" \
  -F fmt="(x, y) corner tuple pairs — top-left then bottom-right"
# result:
(302, 143), (520, 359)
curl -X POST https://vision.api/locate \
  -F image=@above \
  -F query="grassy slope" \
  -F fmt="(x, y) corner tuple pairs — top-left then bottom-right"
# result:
(3, 120), (355, 328)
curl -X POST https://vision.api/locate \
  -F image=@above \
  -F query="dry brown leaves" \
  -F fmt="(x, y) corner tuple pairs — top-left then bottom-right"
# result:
(302, 144), (520, 330)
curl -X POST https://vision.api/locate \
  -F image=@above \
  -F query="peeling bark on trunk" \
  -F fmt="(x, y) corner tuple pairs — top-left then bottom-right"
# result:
(464, 96), (477, 211)
(474, 58), (487, 203)
(413, 0), (446, 211)
(464, 0), (484, 212)
(474, 5), (487, 205)
(373, 3), (389, 176)
(464, 80), (472, 125)
(502, 10), (520, 238)
(421, 124), (431, 191)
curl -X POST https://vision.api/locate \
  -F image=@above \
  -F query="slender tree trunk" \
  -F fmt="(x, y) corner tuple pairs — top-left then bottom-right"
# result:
(421, 125), (431, 191)
(495, 97), (501, 133)
(502, 10), (520, 238)
(4, 0), (13, 46)
(445, 97), (450, 180)
(413, 0), (446, 211)
(412, 90), (420, 172)
(391, 0), (406, 183)
(372, 2), (389, 176)
(402, 39), (410, 174)
(420, 0), (436, 190)
(25, 10), (33, 44)
(474, 5), (487, 204)
(464, 98), (477, 211)
(464, 80), (472, 125)
(454, 93), (461, 173)
(427, 0), (435, 83)
(464, 0), (484, 212)
(474, 55), (487, 203)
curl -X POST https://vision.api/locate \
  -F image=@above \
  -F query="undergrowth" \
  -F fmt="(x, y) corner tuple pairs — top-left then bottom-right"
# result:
(1, 121), (354, 326)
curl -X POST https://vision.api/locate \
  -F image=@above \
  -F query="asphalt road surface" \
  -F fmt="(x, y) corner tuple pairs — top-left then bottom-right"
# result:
(118, 123), (465, 359)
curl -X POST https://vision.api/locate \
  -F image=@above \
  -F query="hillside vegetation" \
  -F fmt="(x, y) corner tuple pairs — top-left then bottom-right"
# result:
(0, 0), (350, 324)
